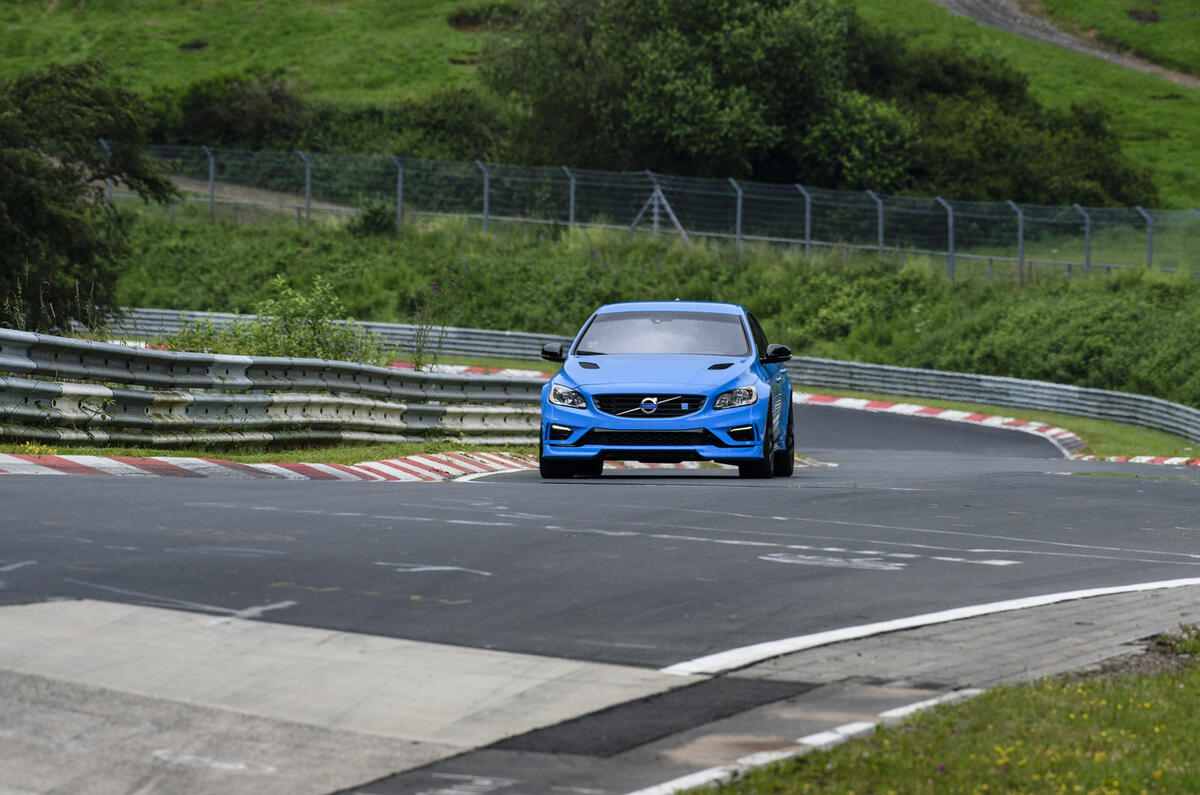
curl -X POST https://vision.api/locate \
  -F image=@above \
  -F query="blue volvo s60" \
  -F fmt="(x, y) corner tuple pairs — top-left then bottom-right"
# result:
(538, 300), (794, 479)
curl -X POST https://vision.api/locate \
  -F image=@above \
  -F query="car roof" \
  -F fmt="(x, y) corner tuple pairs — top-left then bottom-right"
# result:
(593, 300), (746, 316)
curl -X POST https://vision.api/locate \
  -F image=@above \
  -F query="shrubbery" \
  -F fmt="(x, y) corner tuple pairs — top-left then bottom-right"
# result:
(120, 219), (1200, 406)
(152, 72), (507, 161)
(480, 0), (1156, 206)
(166, 275), (394, 364)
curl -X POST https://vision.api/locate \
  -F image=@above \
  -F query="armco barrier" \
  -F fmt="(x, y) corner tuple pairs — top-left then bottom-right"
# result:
(789, 356), (1200, 444)
(0, 329), (542, 446)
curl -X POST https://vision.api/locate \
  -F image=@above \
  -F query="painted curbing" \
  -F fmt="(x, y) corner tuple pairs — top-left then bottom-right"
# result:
(0, 451), (827, 481)
(794, 391), (1089, 456)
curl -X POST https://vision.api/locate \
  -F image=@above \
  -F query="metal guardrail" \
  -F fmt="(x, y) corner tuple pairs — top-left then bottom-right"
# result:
(0, 329), (542, 446)
(95, 307), (571, 362)
(789, 356), (1200, 444)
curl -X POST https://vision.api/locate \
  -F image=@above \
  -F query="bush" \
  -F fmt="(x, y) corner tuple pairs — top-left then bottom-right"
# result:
(167, 275), (393, 364)
(346, 201), (398, 237)
(152, 69), (314, 150)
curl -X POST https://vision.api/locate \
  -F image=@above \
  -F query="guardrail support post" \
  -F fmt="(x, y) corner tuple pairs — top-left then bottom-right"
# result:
(1073, 203), (1090, 278)
(936, 197), (954, 281)
(795, 184), (812, 258)
(97, 138), (114, 204)
(296, 151), (312, 223)
(201, 145), (216, 218)
(866, 190), (884, 261)
(562, 166), (576, 228)
(390, 156), (404, 230)
(1006, 200), (1025, 285)
(729, 178), (744, 252)
(1135, 206), (1154, 270)
(476, 160), (490, 232)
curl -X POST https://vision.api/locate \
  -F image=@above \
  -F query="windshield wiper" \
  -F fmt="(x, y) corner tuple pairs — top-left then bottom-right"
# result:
(574, 350), (606, 356)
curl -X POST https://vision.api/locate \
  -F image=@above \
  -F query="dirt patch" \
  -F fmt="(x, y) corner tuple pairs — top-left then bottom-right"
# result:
(1062, 628), (1200, 682)
(1128, 9), (1162, 24)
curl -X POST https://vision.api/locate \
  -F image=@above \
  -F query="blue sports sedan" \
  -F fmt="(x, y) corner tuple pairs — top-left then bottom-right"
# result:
(539, 300), (794, 479)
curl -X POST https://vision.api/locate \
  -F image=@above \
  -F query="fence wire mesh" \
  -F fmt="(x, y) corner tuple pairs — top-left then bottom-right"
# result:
(118, 144), (1200, 280)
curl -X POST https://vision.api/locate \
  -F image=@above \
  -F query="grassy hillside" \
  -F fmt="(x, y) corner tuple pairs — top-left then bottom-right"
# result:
(854, 0), (1200, 208)
(0, 0), (490, 102)
(2, 0), (1200, 207)
(1021, 0), (1200, 75)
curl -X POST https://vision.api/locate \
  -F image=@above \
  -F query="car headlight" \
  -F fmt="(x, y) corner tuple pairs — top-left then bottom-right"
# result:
(548, 383), (587, 409)
(714, 385), (757, 410)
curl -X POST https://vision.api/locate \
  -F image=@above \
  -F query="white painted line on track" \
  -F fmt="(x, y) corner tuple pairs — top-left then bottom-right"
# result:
(660, 577), (1200, 676)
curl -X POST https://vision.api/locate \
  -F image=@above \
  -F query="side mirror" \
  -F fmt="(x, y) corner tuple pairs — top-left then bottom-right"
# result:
(541, 342), (566, 363)
(761, 343), (792, 364)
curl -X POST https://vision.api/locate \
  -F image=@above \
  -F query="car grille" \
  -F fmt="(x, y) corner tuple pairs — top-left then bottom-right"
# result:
(576, 429), (728, 447)
(593, 394), (706, 418)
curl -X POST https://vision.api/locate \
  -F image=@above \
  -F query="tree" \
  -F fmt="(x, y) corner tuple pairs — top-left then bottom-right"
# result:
(482, 0), (1158, 206)
(482, 0), (861, 178)
(0, 60), (176, 332)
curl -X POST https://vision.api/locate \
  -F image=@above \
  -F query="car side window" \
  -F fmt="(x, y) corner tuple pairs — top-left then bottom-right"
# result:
(745, 312), (769, 358)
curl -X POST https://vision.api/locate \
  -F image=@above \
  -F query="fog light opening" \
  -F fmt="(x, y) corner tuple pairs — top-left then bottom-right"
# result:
(548, 424), (574, 442)
(728, 425), (756, 442)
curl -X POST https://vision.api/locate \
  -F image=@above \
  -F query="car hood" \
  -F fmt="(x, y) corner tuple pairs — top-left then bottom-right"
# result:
(563, 355), (752, 390)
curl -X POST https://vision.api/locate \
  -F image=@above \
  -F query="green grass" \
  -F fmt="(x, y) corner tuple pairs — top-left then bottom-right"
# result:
(856, 0), (1200, 208)
(1022, 0), (1200, 76)
(702, 645), (1200, 793)
(0, 0), (491, 102)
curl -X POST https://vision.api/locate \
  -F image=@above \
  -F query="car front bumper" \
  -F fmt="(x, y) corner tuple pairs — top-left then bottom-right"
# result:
(539, 401), (767, 463)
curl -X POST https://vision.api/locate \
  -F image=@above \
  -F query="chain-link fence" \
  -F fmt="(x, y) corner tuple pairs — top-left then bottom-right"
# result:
(110, 142), (1200, 281)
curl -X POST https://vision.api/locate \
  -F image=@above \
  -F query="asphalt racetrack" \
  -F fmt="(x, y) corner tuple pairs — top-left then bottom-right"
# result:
(2, 401), (1199, 794)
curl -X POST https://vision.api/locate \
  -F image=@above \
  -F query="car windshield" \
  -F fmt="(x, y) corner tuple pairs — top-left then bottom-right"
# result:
(574, 311), (751, 356)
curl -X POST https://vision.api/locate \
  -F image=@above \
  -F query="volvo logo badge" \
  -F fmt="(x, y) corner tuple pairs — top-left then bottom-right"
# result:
(639, 397), (659, 415)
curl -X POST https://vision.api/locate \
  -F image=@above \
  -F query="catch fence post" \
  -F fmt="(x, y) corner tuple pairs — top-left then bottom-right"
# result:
(390, 156), (404, 229)
(936, 197), (955, 281)
(562, 166), (576, 228)
(1073, 203), (1091, 278)
(201, 145), (216, 218)
(1006, 200), (1025, 284)
(646, 171), (661, 235)
(97, 138), (114, 204)
(296, 151), (312, 223)
(866, 190), (884, 261)
(1135, 206), (1153, 270)
(476, 160), (490, 232)
(729, 178), (744, 252)
(795, 185), (812, 257)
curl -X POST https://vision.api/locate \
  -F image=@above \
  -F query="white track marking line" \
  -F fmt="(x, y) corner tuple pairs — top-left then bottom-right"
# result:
(660, 577), (1200, 676)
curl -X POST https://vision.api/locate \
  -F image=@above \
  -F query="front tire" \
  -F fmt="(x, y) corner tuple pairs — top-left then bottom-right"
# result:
(773, 409), (795, 477)
(539, 442), (602, 479)
(738, 412), (776, 479)
(539, 441), (573, 478)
